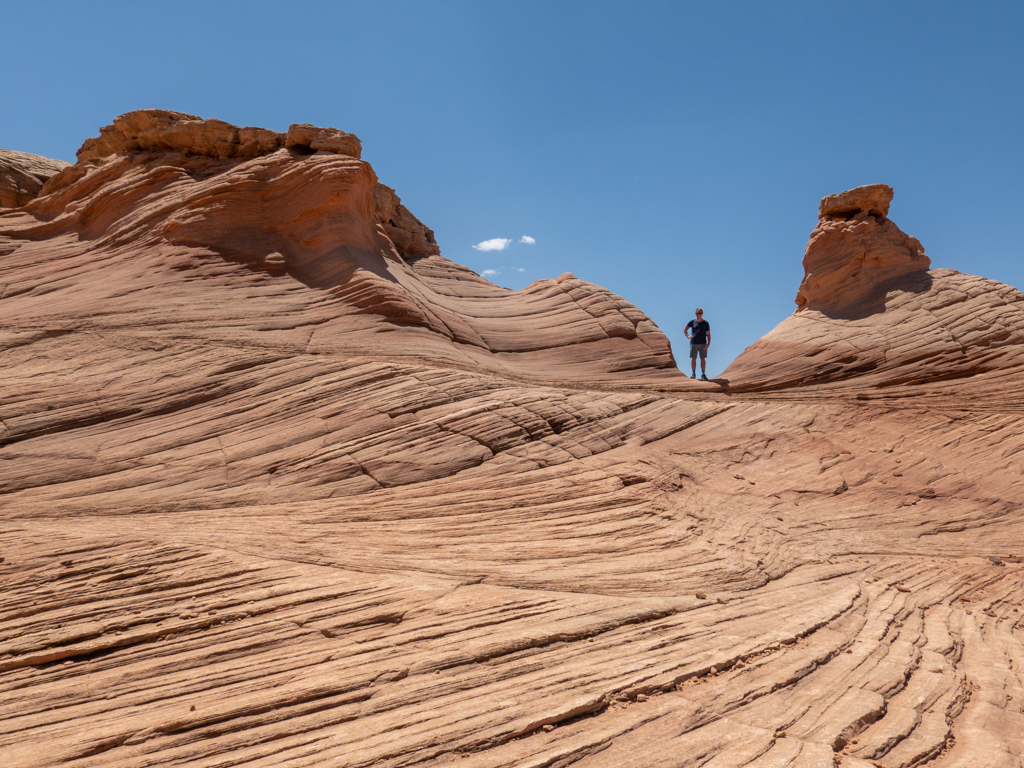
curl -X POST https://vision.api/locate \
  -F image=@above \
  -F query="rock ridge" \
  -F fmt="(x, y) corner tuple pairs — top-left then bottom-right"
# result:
(0, 150), (71, 209)
(75, 108), (362, 163)
(1, 109), (678, 385)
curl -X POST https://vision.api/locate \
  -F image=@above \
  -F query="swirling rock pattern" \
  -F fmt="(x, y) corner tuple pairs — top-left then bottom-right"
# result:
(0, 116), (1021, 768)
(0, 150), (70, 209)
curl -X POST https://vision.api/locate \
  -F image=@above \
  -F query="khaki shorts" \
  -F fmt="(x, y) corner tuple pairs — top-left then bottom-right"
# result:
(689, 343), (707, 359)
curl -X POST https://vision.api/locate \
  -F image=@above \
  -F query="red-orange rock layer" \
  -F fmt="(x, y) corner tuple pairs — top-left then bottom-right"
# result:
(725, 185), (1024, 398)
(1, 110), (678, 387)
(1, 118), (1021, 768)
(0, 150), (70, 209)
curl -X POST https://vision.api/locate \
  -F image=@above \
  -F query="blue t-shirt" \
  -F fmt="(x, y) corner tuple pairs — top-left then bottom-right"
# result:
(686, 319), (710, 345)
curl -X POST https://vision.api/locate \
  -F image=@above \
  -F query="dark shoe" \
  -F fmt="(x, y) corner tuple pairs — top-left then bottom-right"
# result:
(691, 373), (696, 379)
(701, 374), (708, 381)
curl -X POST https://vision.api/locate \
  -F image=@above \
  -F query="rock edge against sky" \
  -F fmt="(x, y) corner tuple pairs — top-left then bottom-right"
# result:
(0, 112), (1022, 767)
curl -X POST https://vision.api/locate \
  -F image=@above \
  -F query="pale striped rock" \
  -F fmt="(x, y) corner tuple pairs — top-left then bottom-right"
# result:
(1, 121), (1021, 768)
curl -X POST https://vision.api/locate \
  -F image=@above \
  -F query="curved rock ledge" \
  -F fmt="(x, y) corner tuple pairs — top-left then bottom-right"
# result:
(0, 150), (70, 209)
(1, 110), (677, 387)
(1, 121), (1022, 767)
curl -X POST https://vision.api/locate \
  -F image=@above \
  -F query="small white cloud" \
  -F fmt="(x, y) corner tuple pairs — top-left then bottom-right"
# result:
(515, 267), (525, 272)
(481, 269), (498, 277)
(519, 235), (535, 245)
(473, 238), (512, 252)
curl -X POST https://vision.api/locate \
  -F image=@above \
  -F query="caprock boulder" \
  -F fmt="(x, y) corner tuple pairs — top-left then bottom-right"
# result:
(1, 121), (1022, 768)
(723, 184), (1024, 396)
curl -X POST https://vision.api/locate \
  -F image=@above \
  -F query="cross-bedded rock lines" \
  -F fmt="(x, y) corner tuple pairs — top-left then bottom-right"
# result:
(2, 121), (1023, 766)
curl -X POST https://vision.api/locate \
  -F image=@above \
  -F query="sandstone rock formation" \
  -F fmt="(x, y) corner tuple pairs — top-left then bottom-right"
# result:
(1, 117), (1022, 768)
(1, 110), (674, 387)
(724, 185), (1024, 394)
(0, 150), (70, 209)
(74, 109), (361, 163)
(797, 183), (930, 314)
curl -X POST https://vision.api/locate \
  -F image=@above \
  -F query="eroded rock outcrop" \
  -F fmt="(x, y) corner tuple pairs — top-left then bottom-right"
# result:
(74, 109), (362, 162)
(0, 150), (70, 208)
(1, 129), (1022, 768)
(2, 109), (674, 384)
(724, 185), (1024, 393)
(796, 184), (930, 314)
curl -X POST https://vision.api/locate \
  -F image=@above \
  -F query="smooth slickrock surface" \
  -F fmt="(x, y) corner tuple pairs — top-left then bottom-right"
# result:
(1, 113), (1022, 768)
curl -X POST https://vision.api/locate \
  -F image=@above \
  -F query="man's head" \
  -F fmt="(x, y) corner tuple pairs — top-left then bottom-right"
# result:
(695, 308), (703, 317)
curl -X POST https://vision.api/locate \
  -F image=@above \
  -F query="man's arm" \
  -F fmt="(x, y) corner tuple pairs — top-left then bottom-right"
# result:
(705, 324), (711, 349)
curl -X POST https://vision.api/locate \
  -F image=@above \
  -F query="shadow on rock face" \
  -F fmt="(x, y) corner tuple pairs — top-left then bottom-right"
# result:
(795, 184), (931, 320)
(3, 108), (684, 385)
(815, 270), (934, 321)
(192, 240), (401, 293)
(722, 184), (1024, 393)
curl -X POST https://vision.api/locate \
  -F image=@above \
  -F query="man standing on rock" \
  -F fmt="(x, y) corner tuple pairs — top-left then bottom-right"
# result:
(685, 308), (711, 380)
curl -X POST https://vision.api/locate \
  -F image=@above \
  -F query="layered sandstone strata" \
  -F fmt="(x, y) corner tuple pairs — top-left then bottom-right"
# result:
(723, 185), (1024, 394)
(1, 109), (676, 385)
(797, 183), (931, 313)
(0, 150), (70, 209)
(74, 109), (362, 162)
(1, 119), (1021, 768)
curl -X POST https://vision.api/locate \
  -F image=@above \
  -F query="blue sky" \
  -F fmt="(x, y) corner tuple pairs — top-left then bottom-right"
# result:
(4, 1), (1022, 375)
